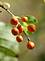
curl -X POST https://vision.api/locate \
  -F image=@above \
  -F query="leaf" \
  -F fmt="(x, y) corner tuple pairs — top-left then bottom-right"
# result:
(0, 38), (17, 57)
(0, 22), (19, 61)
(20, 22), (27, 27)
(0, 52), (18, 61)
(27, 16), (38, 24)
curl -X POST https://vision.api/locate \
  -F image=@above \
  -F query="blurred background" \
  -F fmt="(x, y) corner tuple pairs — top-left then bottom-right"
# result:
(0, 0), (45, 61)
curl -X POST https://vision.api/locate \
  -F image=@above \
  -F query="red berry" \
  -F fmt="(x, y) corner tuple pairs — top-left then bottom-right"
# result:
(11, 27), (19, 35)
(27, 24), (36, 32)
(16, 35), (23, 42)
(27, 41), (35, 49)
(21, 16), (28, 22)
(10, 16), (19, 25)
(17, 24), (23, 33)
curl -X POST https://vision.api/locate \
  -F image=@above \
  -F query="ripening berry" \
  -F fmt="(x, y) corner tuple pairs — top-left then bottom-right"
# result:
(10, 16), (19, 25)
(21, 16), (28, 22)
(27, 24), (36, 32)
(17, 24), (23, 33)
(11, 27), (19, 35)
(16, 35), (23, 42)
(27, 41), (35, 49)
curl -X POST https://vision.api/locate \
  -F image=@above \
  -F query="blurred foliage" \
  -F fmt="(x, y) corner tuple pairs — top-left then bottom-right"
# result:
(0, 22), (19, 61)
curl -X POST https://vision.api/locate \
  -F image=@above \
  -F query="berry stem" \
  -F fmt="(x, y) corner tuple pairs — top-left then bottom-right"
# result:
(23, 31), (31, 41)
(0, 4), (21, 18)
(0, 5), (14, 16)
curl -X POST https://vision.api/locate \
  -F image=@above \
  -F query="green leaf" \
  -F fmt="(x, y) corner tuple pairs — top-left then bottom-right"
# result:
(0, 22), (19, 60)
(0, 52), (18, 61)
(27, 16), (38, 24)
(20, 22), (27, 27)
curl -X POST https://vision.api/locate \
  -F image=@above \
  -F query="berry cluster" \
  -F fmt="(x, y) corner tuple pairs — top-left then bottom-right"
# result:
(0, 2), (38, 49)
(10, 16), (37, 49)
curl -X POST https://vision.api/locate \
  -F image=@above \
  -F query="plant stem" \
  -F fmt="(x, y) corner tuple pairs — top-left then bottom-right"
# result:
(23, 31), (31, 41)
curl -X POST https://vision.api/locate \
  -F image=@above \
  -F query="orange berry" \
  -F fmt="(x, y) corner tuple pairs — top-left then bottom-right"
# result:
(27, 24), (36, 32)
(11, 27), (19, 35)
(21, 16), (28, 22)
(10, 16), (19, 25)
(27, 41), (35, 49)
(16, 35), (23, 42)
(17, 24), (23, 33)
